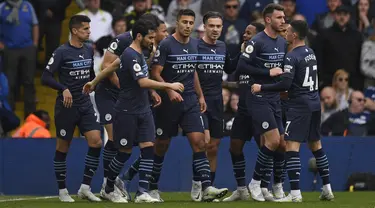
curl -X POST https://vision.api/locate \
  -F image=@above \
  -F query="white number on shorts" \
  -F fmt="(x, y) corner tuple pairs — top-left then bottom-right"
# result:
(285, 121), (291, 133)
(302, 65), (318, 91)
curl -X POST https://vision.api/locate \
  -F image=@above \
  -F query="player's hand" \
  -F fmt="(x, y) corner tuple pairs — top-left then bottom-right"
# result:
(199, 96), (207, 113)
(82, 82), (95, 95)
(280, 91), (288, 100)
(169, 82), (184, 92)
(167, 90), (184, 102)
(62, 89), (73, 108)
(109, 72), (120, 89)
(251, 84), (261, 94)
(151, 90), (162, 108)
(269, 67), (283, 77)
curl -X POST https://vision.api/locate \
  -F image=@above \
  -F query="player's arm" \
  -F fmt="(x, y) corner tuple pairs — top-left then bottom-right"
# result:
(92, 58), (121, 86)
(138, 78), (184, 91)
(223, 49), (240, 74)
(222, 81), (239, 89)
(41, 50), (67, 91)
(102, 38), (126, 87)
(237, 41), (282, 77)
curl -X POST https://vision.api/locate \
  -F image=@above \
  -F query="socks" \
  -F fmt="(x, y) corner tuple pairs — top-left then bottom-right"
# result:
(54, 151), (67, 190)
(286, 151), (301, 191)
(193, 152), (211, 190)
(149, 154), (164, 190)
(105, 151), (131, 193)
(192, 160), (200, 182)
(313, 148), (331, 185)
(138, 147), (154, 193)
(123, 156), (141, 182)
(82, 147), (101, 186)
(210, 171), (216, 185)
(273, 151), (285, 184)
(253, 146), (274, 188)
(103, 140), (117, 178)
(230, 151), (246, 187)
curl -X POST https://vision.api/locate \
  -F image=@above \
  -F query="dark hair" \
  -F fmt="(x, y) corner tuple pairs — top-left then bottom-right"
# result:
(131, 19), (157, 40)
(69, 15), (91, 32)
(262, 3), (284, 19)
(111, 16), (126, 28)
(203, 11), (223, 24)
(290, 20), (308, 40)
(139, 13), (161, 27)
(177, 9), (195, 21)
(33, 110), (49, 119)
(250, 22), (265, 33)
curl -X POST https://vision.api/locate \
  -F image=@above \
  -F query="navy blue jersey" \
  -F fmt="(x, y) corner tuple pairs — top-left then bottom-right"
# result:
(46, 42), (95, 106)
(236, 69), (251, 114)
(197, 39), (237, 97)
(152, 35), (198, 95)
(282, 46), (320, 112)
(115, 47), (150, 114)
(238, 31), (287, 101)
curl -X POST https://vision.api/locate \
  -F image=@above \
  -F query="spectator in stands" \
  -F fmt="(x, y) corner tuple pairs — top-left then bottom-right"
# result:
(361, 20), (375, 87)
(76, 0), (112, 43)
(123, 0), (165, 23)
(33, 0), (72, 65)
(280, 0), (296, 23)
(320, 86), (340, 123)
(332, 69), (353, 109)
(363, 86), (375, 111)
(12, 110), (51, 138)
(312, 0), (342, 35)
(223, 91), (238, 136)
(0, 55), (20, 136)
(200, 0), (226, 17)
(123, 0), (148, 31)
(0, 0), (39, 118)
(316, 5), (364, 90)
(292, 14), (316, 48)
(166, 0), (203, 30)
(321, 91), (375, 136)
(239, 0), (276, 23)
(355, 0), (372, 35)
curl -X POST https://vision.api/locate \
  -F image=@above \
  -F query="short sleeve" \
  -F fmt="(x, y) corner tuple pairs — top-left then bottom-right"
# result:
(281, 55), (296, 80)
(107, 36), (131, 57)
(45, 48), (63, 73)
(28, 2), (39, 25)
(152, 40), (168, 67)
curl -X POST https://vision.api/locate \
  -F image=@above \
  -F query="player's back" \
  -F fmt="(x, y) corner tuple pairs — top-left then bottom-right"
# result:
(153, 35), (198, 95)
(50, 42), (94, 106)
(115, 47), (151, 114)
(284, 45), (320, 112)
(196, 39), (226, 98)
(246, 31), (287, 101)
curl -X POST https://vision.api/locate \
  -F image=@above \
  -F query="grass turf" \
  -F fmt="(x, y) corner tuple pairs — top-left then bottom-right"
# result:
(0, 192), (374, 208)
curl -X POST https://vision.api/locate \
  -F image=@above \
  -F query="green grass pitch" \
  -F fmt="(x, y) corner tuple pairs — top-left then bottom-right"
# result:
(1, 192), (374, 208)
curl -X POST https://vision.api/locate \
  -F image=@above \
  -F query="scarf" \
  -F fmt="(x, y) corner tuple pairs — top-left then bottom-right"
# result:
(5, 0), (23, 25)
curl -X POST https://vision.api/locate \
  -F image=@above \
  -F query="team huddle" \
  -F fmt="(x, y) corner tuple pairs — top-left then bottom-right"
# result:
(41, 3), (334, 204)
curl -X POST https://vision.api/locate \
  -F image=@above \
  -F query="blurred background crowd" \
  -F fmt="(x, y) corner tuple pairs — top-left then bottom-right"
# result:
(1, 0), (375, 138)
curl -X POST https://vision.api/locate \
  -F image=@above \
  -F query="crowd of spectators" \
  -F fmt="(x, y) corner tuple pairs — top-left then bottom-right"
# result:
(1, 0), (375, 137)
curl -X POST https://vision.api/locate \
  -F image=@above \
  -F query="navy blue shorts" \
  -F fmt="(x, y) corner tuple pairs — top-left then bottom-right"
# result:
(202, 96), (224, 139)
(284, 110), (321, 143)
(250, 100), (284, 136)
(55, 102), (101, 140)
(113, 111), (155, 148)
(154, 94), (205, 139)
(95, 87), (117, 125)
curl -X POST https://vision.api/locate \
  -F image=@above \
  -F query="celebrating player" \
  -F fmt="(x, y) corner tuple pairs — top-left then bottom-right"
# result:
(83, 18), (184, 203)
(237, 3), (287, 201)
(41, 15), (102, 202)
(149, 9), (228, 202)
(191, 11), (238, 201)
(251, 20), (334, 202)
(95, 13), (161, 200)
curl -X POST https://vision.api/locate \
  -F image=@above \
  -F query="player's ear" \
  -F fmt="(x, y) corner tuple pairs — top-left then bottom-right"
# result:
(71, 28), (77, 35)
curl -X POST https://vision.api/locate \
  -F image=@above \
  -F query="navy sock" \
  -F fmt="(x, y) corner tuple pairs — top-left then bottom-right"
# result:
(138, 147), (154, 193)
(123, 156), (141, 181)
(103, 140), (117, 178)
(82, 147), (101, 186)
(193, 152), (211, 190)
(149, 154), (164, 190)
(105, 151), (131, 193)
(273, 151), (285, 184)
(54, 151), (67, 190)
(210, 171), (216, 185)
(286, 151), (301, 191)
(253, 146), (274, 188)
(313, 148), (330, 185)
(192, 160), (200, 181)
(230, 151), (246, 187)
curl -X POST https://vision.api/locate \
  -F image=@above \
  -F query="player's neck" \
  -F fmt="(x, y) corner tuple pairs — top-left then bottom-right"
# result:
(264, 27), (278, 39)
(130, 42), (142, 54)
(202, 35), (216, 45)
(69, 38), (83, 48)
(173, 33), (190, 44)
(290, 40), (305, 51)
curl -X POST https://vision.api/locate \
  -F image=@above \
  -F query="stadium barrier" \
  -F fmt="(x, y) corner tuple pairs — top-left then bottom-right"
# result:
(0, 137), (374, 195)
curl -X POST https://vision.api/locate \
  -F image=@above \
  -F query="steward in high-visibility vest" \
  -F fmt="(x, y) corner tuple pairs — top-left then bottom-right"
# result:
(12, 110), (51, 138)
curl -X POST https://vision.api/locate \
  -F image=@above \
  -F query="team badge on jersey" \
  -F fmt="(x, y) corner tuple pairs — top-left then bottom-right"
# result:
(110, 42), (118, 50)
(154, 49), (160, 58)
(133, 63), (141, 72)
(245, 45), (254, 54)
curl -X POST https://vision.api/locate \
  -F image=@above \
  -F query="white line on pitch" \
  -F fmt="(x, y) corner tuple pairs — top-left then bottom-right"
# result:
(0, 196), (57, 202)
